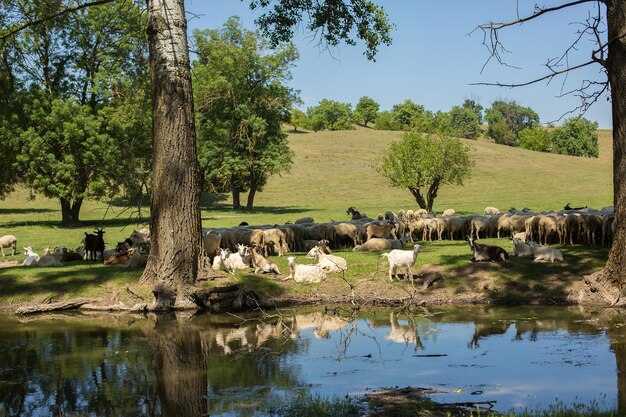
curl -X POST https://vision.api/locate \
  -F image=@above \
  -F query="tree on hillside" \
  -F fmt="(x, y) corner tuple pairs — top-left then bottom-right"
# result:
(305, 99), (354, 131)
(518, 126), (553, 153)
(377, 133), (474, 212)
(0, 0), (149, 225)
(448, 105), (481, 139)
(192, 17), (297, 210)
(355, 96), (379, 127)
(463, 99), (484, 124)
(485, 100), (540, 146)
(289, 109), (307, 132)
(475, 1), (626, 306)
(391, 99), (425, 130)
(551, 117), (599, 158)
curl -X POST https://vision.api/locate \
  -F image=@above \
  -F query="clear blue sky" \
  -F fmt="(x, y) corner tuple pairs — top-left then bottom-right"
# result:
(185, 1), (612, 128)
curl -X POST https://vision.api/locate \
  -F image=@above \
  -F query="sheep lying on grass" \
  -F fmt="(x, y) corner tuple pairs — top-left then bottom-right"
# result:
(381, 244), (421, 282)
(287, 256), (326, 283)
(528, 241), (564, 263)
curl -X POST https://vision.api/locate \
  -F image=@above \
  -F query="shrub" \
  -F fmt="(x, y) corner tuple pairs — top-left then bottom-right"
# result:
(519, 127), (553, 152)
(551, 117), (599, 158)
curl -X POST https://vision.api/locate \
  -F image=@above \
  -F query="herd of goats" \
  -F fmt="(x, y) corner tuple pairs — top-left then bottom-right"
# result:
(0, 203), (615, 283)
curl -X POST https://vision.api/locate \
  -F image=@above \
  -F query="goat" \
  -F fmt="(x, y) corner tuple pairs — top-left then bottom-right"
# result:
(528, 241), (564, 263)
(346, 207), (366, 220)
(250, 245), (280, 274)
(84, 228), (105, 261)
(287, 256), (326, 283)
(381, 244), (421, 282)
(218, 248), (249, 274)
(316, 252), (347, 273)
(0, 235), (17, 256)
(126, 247), (147, 268)
(22, 246), (40, 266)
(465, 236), (509, 262)
(37, 247), (62, 267)
(54, 247), (84, 262)
(510, 237), (533, 257)
(564, 203), (587, 211)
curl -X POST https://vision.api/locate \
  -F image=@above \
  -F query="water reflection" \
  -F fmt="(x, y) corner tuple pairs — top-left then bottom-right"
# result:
(0, 306), (622, 416)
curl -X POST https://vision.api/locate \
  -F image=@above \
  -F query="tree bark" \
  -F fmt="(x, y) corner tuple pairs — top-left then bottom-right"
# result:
(426, 178), (441, 214)
(140, 0), (203, 310)
(231, 180), (241, 210)
(246, 174), (258, 211)
(60, 197), (82, 226)
(588, 1), (626, 303)
(409, 187), (427, 210)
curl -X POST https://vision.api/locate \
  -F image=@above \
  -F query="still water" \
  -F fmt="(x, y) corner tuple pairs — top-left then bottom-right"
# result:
(0, 306), (624, 416)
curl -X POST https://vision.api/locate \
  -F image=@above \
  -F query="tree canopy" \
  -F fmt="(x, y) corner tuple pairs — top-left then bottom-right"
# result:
(355, 96), (379, 127)
(192, 17), (297, 210)
(377, 133), (474, 212)
(485, 100), (540, 146)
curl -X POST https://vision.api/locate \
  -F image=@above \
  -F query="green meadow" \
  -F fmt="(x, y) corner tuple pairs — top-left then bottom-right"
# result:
(0, 127), (613, 306)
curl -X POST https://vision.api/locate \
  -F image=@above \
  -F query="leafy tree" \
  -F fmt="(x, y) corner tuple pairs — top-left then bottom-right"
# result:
(485, 100), (540, 146)
(289, 109), (308, 132)
(463, 99), (484, 124)
(518, 127), (553, 153)
(374, 111), (401, 130)
(551, 117), (599, 158)
(377, 133), (474, 212)
(355, 96), (379, 127)
(448, 105), (480, 139)
(413, 110), (438, 134)
(305, 99), (354, 131)
(391, 99), (425, 130)
(193, 17), (297, 210)
(0, 0), (149, 224)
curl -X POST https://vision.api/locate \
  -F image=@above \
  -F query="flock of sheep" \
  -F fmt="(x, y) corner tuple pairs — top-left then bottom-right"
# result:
(0, 202), (614, 284)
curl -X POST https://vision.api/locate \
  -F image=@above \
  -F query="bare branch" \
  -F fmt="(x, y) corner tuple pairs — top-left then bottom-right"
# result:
(0, 0), (117, 42)
(470, 60), (596, 88)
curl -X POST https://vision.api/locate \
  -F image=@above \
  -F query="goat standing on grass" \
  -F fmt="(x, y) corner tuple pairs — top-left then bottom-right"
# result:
(381, 244), (421, 282)
(84, 229), (105, 261)
(465, 236), (508, 262)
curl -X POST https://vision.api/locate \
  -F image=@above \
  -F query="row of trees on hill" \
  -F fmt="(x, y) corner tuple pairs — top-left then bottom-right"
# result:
(293, 97), (599, 158)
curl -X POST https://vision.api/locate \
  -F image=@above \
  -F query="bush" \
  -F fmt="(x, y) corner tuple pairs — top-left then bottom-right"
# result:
(489, 120), (517, 146)
(551, 117), (599, 158)
(448, 105), (480, 139)
(374, 111), (401, 130)
(305, 99), (354, 131)
(519, 127), (553, 152)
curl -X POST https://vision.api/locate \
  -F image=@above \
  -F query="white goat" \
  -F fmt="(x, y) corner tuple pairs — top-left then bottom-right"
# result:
(37, 247), (62, 267)
(218, 248), (249, 274)
(287, 256), (326, 283)
(22, 246), (40, 266)
(511, 237), (533, 257)
(381, 244), (421, 282)
(528, 241), (564, 263)
(317, 252), (347, 273)
(0, 235), (17, 256)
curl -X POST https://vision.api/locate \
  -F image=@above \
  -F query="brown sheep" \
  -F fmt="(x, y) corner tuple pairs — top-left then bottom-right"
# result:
(365, 221), (397, 241)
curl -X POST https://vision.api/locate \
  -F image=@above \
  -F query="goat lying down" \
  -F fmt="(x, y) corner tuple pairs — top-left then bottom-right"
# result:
(465, 236), (509, 262)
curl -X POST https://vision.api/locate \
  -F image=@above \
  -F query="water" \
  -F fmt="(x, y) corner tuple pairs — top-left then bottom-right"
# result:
(0, 306), (623, 416)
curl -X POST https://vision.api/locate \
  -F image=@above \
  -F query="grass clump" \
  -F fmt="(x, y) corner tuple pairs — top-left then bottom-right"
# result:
(261, 393), (361, 417)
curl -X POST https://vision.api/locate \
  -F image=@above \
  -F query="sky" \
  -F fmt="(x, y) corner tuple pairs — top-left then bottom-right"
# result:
(185, 1), (612, 128)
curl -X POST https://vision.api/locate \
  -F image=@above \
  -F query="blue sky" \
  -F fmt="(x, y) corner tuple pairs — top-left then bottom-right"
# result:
(185, 1), (612, 128)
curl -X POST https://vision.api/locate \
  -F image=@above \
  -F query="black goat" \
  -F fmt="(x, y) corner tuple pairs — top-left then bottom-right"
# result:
(346, 206), (362, 220)
(564, 203), (587, 211)
(465, 236), (509, 262)
(84, 228), (106, 261)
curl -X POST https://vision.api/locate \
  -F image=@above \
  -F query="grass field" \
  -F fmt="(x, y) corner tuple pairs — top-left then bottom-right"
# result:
(0, 127), (613, 306)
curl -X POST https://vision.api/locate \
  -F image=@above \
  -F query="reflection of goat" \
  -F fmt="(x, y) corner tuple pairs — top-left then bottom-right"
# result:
(469, 321), (511, 349)
(465, 236), (508, 262)
(386, 312), (423, 350)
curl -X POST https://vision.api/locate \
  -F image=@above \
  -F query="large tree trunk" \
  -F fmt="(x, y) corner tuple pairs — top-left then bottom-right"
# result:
(246, 174), (258, 211)
(409, 186), (427, 210)
(231, 180), (241, 210)
(140, 0), (204, 310)
(426, 179), (440, 214)
(586, 1), (626, 304)
(60, 197), (82, 226)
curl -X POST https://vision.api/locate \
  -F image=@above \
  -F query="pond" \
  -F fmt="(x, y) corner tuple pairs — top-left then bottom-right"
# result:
(0, 306), (624, 416)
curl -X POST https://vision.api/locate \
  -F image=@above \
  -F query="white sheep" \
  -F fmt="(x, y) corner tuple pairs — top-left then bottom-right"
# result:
(441, 208), (456, 217)
(381, 244), (421, 282)
(22, 246), (40, 266)
(287, 256), (326, 283)
(317, 252), (347, 273)
(0, 235), (17, 256)
(528, 241), (564, 263)
(484, 207), (500, 216)
(511, 237), (533, 257)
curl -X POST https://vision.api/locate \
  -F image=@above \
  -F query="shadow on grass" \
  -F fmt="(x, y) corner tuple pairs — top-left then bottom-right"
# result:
(0, 263), (138, 302)
(237, 273), (284, 297)
(0, 208), (56, 215)
(1, 216), (154, 229)
(204, 203), (321, 217)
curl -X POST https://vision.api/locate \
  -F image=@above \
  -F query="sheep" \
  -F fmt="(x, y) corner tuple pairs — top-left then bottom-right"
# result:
(287, 256), (326, 283)
(0, 235), (17, 256)
(441, 208), (456, 217)
(37, 247), (62, 267)
(365, 221), (397, 241)
(295, 217), (315, 224)
(22, 247), (40, 266)
(415, 209), (428, 218)
(465, 236), (509, 262)
(128, 229), (150, 251)
(511, 237), (533, 257)
(333, 222), (359, 248)
(528, 241), (564, 263)
(202, 231), (222, 261)
(84, 228), (105, 261)
(512, 231), (527, 242)
(470, 216), (491, 239)
(352, 238), (392, 252)
(384, 211), (397, 222)
(484, 207), (500, 216)
(397, 209), (407, 222)
(250, 245), (281, 274)
(316, 252), (347, 273)
(126, 247), (147, 268)
(381, 244), (421, 282)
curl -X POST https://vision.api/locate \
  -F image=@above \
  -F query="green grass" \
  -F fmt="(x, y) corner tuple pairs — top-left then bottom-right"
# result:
(0, 127), (613, 306)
